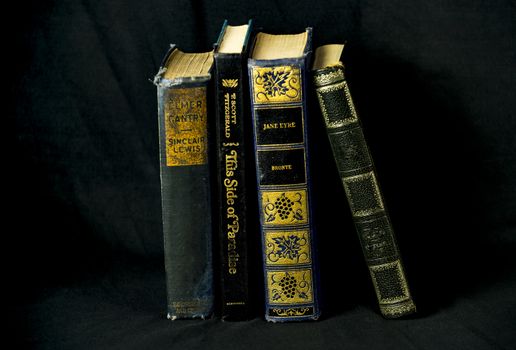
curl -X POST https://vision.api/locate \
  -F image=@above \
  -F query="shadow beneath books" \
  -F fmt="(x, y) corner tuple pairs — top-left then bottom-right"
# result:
(310, 43), (514, 318)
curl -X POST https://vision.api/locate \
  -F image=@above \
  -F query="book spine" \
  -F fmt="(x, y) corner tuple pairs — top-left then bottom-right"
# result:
(156, 81), (213, 320)
(248, 57), (321, 322)
(313, 65), (416, 318)
(214, 53), (250, 320)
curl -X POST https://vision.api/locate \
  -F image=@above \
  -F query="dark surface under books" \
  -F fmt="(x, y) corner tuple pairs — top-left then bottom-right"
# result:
(9, 0), (516, 349)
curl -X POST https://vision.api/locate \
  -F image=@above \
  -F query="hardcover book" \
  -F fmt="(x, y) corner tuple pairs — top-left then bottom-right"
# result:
(312, 44), (416, 318)
(153, 46), (214, 320)
(213, 20), (253, 321)
(248, 28), (321, 322)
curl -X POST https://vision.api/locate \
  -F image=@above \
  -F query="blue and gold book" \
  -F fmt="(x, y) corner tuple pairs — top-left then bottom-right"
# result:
(154, 46), (214, 320)
(247, 28), (321, 322)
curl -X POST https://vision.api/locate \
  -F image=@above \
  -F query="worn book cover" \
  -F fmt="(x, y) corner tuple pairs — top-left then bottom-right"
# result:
(153, 45), (214, 320)
(213, 20), (253, 321)
(312, 44), (416, 318)
(248, 28), (321, 322)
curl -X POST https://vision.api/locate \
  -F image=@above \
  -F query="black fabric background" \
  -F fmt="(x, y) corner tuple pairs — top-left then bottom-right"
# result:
(9, 0), (516, 349)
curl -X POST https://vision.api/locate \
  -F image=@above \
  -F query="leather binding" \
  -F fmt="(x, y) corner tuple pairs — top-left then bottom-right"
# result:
(248, 28), (321, 322)
(313, 60), (416, 318)
(154, 45), (214, 320)
(213, 20), (253, 321)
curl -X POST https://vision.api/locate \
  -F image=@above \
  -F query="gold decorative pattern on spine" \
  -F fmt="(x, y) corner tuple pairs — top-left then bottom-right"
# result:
(380, 300), (417, 318)
(170, 300), (211, 317)
(252, 66), (302, 104)
(267, 269), (313, 304)
(342, 171), (385, 217)
(270, 307), (312, 317)
(261, 190), (309, 226)
(369, 260), (411, 304)
(313, 68), (345, 87)
(265, 230), (311, 265)
(222, 79), (238, 88)
(164, 87), (208, 166)
(316, 81), (359, 128)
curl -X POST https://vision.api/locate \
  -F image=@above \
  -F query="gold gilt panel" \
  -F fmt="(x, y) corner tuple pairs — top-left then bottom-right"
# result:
(261, 189), (309, 226)
(265, 230), (311, 266)
(251, 66), (302, 104)
(164, 87), (208, 166)
(267, 269), (313, 304)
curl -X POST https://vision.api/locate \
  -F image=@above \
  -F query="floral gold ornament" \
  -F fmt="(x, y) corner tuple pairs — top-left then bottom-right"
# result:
(251, 66), (302, 104)
(265, 230), (311, 265)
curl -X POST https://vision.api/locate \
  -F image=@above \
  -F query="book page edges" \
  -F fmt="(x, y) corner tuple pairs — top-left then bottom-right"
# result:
(251, 31), (308, 60)
(312, 44), (345, 70)
(218, 24), (250, 54)
(162, 48), (214, 80)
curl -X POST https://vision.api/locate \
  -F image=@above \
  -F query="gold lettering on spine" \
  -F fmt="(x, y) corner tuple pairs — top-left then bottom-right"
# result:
(224, 91), (238, 139)
(164, 87), (208, 166)
(170, 301), (208, 317)
(222, 80), (241, 275)
(271, 165), (292, 171)
(225, 150), (240, 274)
(263, 122), (296, 131)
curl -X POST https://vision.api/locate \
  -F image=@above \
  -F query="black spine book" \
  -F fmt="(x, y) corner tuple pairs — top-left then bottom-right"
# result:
(213, 20), (253, 321)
